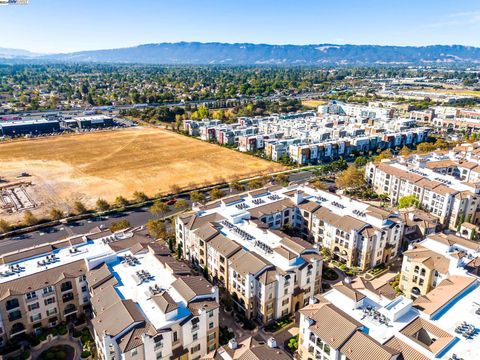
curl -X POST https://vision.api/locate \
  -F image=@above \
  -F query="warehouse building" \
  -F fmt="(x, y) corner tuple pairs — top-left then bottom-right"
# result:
(0, 119), (60, 136)
(61, 115), (115, 130)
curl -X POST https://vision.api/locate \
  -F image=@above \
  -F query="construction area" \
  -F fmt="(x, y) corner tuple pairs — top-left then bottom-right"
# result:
(0, 181), (36, 214)
(0, 127), (284, 224)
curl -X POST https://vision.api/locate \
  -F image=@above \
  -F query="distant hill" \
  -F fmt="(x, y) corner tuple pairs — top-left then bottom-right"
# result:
(0, 47), (40, 58)
(6, 42), (480, 65)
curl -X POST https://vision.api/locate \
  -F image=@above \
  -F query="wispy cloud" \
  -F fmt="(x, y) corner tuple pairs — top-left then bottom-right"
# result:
(423, 10), (480, 29)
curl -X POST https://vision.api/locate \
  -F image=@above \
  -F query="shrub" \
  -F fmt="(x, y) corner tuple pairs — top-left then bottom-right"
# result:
(81, 350), (91, 359)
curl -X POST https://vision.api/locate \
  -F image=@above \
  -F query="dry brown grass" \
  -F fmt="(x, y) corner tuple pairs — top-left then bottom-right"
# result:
(0, 127), (284, 221)
(302, 99), (327, 108)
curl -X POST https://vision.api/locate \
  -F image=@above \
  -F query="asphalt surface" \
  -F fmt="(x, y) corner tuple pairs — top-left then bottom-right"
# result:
(0, 170), (320, 255)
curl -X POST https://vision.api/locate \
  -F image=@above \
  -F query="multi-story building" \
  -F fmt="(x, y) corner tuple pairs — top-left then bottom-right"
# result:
(202, 336), (290, 360)
(399, 232), (480, 299)
(176, 184), (405, 322)
(366, 155), (480, 229)
(298, 270), (480, 360)
(176, 185), (323, 323)
(0, 228), (220, 360)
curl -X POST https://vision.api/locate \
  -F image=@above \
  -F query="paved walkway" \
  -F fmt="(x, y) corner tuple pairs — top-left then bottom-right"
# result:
(29, 337), (82, 360)
(219, 308), (257, 342)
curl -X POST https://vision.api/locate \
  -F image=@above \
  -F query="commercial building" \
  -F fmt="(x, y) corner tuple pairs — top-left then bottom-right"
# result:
(0, 119), (60, 136)
(0, 227), (220, 360)
(61, 115), (115, 129)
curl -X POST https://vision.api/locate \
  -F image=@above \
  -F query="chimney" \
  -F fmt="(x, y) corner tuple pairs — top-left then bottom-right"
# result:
(267, 337), (277, 348)
(228, 339), (238, 350)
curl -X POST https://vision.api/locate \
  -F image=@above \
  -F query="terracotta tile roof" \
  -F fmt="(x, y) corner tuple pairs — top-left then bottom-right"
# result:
(207, 233), (242, 258)
(399, 317), (454, 355)
(117, 325), (146, 352)
(171, 275), (215, 302)
(384, 336), (430, 360)
(86, 262), (114, 290)
(91, 299), (145, 337)
(340, 331), (398, 360)
(300, 299), (362, 349)
(0, 259), (86, 300)
(247, 198), (295, 218)
(152, 291), (179, 313)
(428, 233), (480, 251)
(413, 275), (477, 316)
(333, 283), (366, 302)
(228, 250), (271, 277)
(403, 244), (450, 273)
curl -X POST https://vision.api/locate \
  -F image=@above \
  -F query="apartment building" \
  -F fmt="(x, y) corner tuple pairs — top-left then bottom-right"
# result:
(366, 155), (480, 229)
(176, 185), (323, 323)
(0, 228), (220, 360)
(176, 184), (406, 321)
(298, 271), (480, 360)
(296, 186), (404, 271)
(202, 336), (290, 360)
(399, 233), (480, 299)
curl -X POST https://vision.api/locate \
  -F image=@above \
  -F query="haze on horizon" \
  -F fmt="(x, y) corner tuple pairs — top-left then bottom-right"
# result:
(1, 0), (480, 54)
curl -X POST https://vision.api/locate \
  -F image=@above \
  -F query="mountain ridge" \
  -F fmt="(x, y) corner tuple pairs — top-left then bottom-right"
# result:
(3, 42), (480, 65)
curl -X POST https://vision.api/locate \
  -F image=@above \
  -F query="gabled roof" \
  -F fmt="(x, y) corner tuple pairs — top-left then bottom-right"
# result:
(340, 331), (398, 360)
(91, 299), (145, 337)
(171, 275), (214, 302)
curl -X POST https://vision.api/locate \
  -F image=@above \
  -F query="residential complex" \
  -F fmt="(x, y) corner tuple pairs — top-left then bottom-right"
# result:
(175, 183), (405, 323)
(298, 272), (480, 360)
(0, 227), (220, 360)
(399, 232), (480, 299)
(366, 147), (480, 230)
(183, 103), (431, 165)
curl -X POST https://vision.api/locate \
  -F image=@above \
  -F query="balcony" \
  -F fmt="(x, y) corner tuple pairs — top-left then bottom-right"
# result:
(8, 310), (22, 322)
(62, 292), (74, 303)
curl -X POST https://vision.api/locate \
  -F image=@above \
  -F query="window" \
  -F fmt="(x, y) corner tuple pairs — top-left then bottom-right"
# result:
(173, 331), (178, 343)
(62, 292), (74, 303)
(44, 297), (56, 306)
(208, 310), (214, 318)
(193, 333), (198, 341)
(208, 344), (215, 351)
(282, 298), (289, 306)
(28, 303), (39, 311)
(8, 310), (22, 322)
(81, 286), (88, 293)
(130, 348), (138, 357)
(25, 291), (37, 300)
(47, 308), (57, 316)
(191, 344), (201, 354)
(208, 332), (215, 341)
(43, 286), (54, 295)
(30, 313), (41, 322)
(60, 281), (72, 292)
(156, 352), (162, 360)
(6, 299), (19, 311)
(284, 288), (288, 296)
(209, 322), (214, 329)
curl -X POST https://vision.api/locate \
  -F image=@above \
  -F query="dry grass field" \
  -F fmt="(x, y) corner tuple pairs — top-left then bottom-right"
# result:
(302, 99), (326, 108)
(411, 87), (480, 97)
(0, 127), (284, 222)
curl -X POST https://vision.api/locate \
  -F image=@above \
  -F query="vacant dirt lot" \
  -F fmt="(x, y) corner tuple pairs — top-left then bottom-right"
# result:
(0, 127), (284, 223)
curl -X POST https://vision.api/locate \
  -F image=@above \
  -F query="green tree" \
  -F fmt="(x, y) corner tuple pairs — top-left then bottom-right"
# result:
(353, 156), (367, 168)
(190, 191), (205, 203)
(0, 219), (11, 233)
(174, 199), (188, 209)
(132, 191), (148, 203)
(114, 196), (129, 208)
(49, 208), (64, 220)
(146, 219), (167, 239)
(73, 200), (87, 215)
(374, 149), (393, 163)
(96, 198), (110, 212)
(176, 242), (183, 259)
(209, 188), (225, 200)
(109, 219), (131, 232)
(398, 194), (419, 209)
(335, 166), (365, 189)
(23, 210), (38, 226)
(150, 200), (169, 217)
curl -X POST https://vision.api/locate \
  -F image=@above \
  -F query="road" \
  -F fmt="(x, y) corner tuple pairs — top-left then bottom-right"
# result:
(0, 170), (320, 255)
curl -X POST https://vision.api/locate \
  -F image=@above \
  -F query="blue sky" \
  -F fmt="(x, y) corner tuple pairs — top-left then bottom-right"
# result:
(1, 0), (480, 53)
